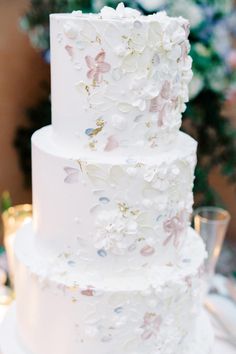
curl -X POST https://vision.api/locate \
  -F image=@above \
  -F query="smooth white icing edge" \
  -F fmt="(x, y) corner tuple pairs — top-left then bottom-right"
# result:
(32, 125), (197, 164)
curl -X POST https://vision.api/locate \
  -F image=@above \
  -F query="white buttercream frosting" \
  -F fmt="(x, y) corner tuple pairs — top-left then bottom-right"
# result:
(31, 126), (196, 272)
(50, 3), (192, 152)
(0, 305), (214, 354)
(11, 225), (214, 354)
(5, 5), (214, 354)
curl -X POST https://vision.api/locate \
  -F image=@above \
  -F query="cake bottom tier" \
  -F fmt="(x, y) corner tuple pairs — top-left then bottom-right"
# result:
(0, 305), (214, 354)
(11, 225), (213, 354)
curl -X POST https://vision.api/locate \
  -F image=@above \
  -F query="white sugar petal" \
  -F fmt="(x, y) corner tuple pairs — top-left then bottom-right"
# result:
(80, 21), (96, 42)
(122, 53), (138, 73)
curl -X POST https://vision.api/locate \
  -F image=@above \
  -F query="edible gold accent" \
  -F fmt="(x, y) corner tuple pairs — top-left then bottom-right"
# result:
(89, 140), (97, 150)
(118, 202), (129, 214)
(85, 85), (90, 95)
(76, 160), (84, 173)
(96, 35), (102, 44)
(135, 162), (145, 168)
(130, 209), (140, 216)
(89, 119), (105, 138)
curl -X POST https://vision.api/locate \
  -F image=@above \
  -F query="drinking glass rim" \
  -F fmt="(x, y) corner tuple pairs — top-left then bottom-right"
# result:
(2, 204), (32, 218)
(193, 206), (231, 225)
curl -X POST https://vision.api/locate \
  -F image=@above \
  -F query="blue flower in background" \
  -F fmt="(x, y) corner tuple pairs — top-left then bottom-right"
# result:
(43, 49), (50, 64)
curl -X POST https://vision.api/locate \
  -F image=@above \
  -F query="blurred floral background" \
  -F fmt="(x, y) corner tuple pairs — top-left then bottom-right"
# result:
(0, 0), (236, 243)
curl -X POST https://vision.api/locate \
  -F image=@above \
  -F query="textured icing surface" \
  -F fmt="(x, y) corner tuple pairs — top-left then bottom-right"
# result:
(8, 5), (214, 354)
(50, 6), (192, 152)
(0, 305), (214, 354)
(14, 225), (211, 354)
(32, 126), (197, 271)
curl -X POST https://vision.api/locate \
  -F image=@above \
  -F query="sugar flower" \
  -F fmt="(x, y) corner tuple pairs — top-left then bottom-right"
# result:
(85, 50), (111, 83)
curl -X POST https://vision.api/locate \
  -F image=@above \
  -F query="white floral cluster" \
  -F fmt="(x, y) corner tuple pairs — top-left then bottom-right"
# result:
(60, 3), (193, 150)
(143, 161), (194, 212)
(77, 10), (192, 148)
(94, 209), (139, 255)
(100, 2), (141, 19)
(100, 9), (192, 115)
(144, 163), (181, 192)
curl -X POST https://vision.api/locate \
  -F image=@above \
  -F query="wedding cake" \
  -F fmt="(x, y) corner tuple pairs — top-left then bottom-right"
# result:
(1, 3), (214, 354)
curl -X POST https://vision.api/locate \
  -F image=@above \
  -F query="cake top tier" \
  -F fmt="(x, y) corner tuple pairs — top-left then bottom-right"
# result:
(50, 3), (192, 154)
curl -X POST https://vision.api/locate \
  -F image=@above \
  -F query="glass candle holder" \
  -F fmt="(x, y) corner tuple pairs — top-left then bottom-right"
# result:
(193, 207), (230, 285)
(2, 204), (32, 287)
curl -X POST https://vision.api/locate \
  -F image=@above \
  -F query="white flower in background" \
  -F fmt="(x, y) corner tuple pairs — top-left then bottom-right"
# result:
(213, 0), (234, 15)
(94, 210), (138, 255)
(189, 73), (204, 100)
(193, 43), (211, 58)
(170, 1), (204, 29)
(136, 0), (167, 12)
(213, 22), (232, 58)
(208, 66), (227, 93)
(92, 0), (107, 12)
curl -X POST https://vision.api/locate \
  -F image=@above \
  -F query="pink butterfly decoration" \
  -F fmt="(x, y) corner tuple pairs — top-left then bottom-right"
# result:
(85, 51), (111, 83)
(185, 275), (192, 288)
(181, 42), (188, 62)
(171, 96), (179, 110)
(163, 210), (186, 248)
(81, 287), (95, 297)
(64, 167), (80, 184)
(160, 81), (171, 100)
(141, 313), (162, 340)
(104, 135), (119, 152)
(65, 45), (74, 59)
(149, 97), (165, 127)
(140, 245), (155, 257)
(182, 23), (190, 37)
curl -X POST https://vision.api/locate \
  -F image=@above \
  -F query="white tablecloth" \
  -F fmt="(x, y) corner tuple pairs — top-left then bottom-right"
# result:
(208, 294), (236, 354)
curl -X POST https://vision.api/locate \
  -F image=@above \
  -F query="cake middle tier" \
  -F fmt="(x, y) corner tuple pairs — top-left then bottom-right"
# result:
(32, 126), (197, 271)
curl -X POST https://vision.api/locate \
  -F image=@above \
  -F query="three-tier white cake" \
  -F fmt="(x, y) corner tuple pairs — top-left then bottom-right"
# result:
(1, 3), (214, 354)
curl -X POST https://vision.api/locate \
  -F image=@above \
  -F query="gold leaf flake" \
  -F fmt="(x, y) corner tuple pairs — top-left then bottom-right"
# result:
(76, 159), (85, 173)
(96, 35), (101, 44)
(135, 162), (145, 168)
(87, 119), (105, 138)
(130, 209), (140, 216)
(85, 85), (90, 95)
(118, 202), (129, 214)
(89, 140), (97, 150)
